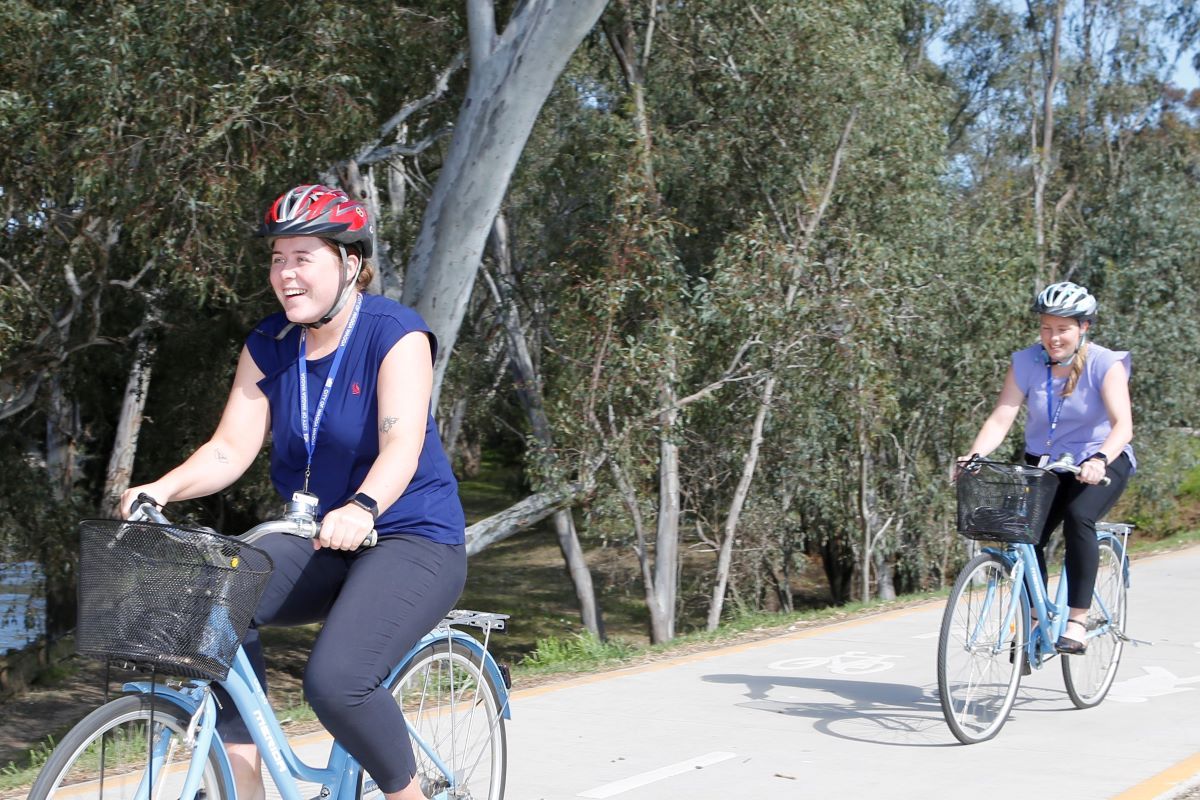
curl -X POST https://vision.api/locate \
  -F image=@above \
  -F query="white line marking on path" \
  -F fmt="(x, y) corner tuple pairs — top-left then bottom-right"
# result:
(578, 752), (737, 798)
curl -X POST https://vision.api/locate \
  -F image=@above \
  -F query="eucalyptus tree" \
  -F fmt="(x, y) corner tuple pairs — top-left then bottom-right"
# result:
(0, 0), (608, 635)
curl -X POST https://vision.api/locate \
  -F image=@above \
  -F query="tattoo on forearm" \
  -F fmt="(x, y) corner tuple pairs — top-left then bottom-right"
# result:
(214, 447), (229, 464)
(381, 416), (398, 434)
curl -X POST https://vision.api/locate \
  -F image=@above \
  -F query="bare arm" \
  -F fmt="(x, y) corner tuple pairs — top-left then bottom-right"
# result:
(964, 366), (1025, 460)
(1077, 360), (1133, 486)
(315, 331), (434, 549)
(120, 346), (269, 514)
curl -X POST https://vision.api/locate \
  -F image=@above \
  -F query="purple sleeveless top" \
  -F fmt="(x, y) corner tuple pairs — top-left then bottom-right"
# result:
(1011, 342), (1135, 471)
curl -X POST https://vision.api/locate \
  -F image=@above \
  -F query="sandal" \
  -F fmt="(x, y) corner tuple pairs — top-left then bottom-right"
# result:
(1055, 619), (1089, 655)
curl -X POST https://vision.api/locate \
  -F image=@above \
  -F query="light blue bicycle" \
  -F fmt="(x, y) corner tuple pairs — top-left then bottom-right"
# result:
(28, 495), (510, 799)
(937, 455), (1131, 744)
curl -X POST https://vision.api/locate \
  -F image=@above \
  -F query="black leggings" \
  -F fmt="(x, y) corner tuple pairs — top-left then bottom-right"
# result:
(213, 533), (466, 794)
(1025, 452), (1132, 609)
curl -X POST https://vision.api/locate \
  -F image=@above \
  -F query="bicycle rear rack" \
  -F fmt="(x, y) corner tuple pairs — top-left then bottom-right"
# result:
(440, 609), (510, 633)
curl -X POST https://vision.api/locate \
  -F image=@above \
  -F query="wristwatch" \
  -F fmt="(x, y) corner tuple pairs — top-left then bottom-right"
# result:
(349, 492), (379, 520)
(1087, 453), (1109, 466)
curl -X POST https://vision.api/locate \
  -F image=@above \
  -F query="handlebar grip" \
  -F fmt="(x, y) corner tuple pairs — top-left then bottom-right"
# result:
(364, 530), (378, 548)
(130, 494), (169, 524)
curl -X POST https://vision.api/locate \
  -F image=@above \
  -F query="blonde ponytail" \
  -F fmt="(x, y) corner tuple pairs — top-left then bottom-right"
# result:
(1062, 340), (1089, 397)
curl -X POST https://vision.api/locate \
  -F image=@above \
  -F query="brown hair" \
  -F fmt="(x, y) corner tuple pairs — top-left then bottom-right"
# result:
(1062, 340), (1088, 398)
(356, 261), (375, 292)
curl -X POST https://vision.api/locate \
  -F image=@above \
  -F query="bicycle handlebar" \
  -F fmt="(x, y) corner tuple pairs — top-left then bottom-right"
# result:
(128, 492), (378, 548)
(960, 454), (1110, 486)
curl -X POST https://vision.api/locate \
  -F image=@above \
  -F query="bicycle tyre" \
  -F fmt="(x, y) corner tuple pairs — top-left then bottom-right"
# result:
(27, 693), (231, 800)
(359, 639), (507, 800)
(1062, 537), (1126, 708)
(937, 551), (1026, 744)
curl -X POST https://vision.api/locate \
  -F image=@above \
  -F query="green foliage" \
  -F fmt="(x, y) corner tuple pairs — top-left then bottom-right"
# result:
(0, 737), (55, 793)
(3, 0), (1199, 651)
(520, 631), (635, 672)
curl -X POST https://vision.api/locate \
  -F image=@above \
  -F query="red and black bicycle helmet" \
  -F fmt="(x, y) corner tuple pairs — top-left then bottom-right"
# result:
(256, 184), (374, 257)
(258, 184), (374, 332)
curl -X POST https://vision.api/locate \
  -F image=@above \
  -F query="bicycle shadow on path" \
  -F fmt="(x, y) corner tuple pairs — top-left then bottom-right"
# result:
(702, 672), (1072, 748)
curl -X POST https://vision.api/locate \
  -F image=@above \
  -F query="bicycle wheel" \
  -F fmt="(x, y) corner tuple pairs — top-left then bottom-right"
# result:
(27, 693), (230, 800)
(937, 552), (1026, 744)
(360, 639), (506, 800)
(1062, 538), (1126, 708)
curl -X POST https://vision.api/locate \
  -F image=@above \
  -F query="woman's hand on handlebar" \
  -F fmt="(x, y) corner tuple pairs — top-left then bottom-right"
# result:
(315, 503), (376, 551)
(950, 453), (980, 483)
(1077, 457), (1108, 486)
(119, 483), (172, 519)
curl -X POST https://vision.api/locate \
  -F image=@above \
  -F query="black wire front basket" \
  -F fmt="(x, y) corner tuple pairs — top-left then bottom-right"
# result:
(76, 519), (273, 681)
(956, 461), (1059, 544)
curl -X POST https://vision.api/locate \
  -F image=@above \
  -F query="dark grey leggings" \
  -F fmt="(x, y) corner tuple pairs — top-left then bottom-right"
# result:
(213, 533), (466, 793)
(1026, 452), (1132, 609)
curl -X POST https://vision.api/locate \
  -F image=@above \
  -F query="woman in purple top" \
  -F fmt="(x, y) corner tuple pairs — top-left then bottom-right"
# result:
(961, 281), (1134, 655)
(121, 185), (466, 800)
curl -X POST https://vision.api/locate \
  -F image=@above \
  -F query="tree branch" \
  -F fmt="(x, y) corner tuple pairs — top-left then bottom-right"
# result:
(467, 0), (498, 73)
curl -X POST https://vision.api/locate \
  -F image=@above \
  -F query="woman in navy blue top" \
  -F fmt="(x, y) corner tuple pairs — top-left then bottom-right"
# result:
(122, 185), (466, 800)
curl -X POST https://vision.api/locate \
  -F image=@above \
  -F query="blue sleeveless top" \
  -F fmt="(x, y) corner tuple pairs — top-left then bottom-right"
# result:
(245, 294), (465, 544)
(1011, 342), (1136, 471)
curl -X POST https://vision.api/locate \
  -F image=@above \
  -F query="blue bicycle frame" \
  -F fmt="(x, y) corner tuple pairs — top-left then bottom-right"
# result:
(123, 624), (511, 800)
(982, 527), (1129, 668)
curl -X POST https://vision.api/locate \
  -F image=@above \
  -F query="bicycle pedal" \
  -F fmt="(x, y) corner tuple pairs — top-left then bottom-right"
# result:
(498, 662), (512, 689)
(1116, 630), (1152, 646)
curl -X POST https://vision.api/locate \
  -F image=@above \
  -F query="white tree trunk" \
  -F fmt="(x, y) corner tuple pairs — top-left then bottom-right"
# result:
(651, 360), (680, 644)
(102, 337), (157, 516)
(705, 374), (774, 630)
(403, 0), (608, 407)
(465, 484), (581, 555)
(1032, 0), (1064, 286)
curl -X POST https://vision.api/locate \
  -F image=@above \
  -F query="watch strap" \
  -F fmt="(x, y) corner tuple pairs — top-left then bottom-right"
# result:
(1087, 453), (1109, 465)
(349, 492), (379, 520)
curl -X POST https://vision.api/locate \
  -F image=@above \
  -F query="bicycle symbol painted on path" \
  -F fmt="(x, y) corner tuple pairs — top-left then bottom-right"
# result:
(767, 651), (904, 675)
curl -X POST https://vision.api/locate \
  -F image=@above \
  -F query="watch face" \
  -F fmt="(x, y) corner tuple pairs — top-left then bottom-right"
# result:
(352, 493), (378, 517)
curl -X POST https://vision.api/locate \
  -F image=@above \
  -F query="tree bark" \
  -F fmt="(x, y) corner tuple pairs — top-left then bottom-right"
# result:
(402, 0), (609, 408)
(464, 483), (582, 555)
(102, 333), (157, 517)
(651, 361), (680, 644)
(1032, 0), (1065, 286)
(705, 374), (773, 630)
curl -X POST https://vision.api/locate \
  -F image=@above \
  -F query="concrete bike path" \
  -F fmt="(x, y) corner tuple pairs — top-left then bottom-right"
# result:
(504, 545), (1200, 800)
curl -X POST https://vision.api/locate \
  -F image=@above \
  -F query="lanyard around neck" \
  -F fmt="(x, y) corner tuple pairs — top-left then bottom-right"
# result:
(1044, 363), (1066, 449)
(298, 293), (363, 492)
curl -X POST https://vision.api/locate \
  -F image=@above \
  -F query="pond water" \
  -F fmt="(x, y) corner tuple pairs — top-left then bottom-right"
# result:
(0, 561), (46, 655)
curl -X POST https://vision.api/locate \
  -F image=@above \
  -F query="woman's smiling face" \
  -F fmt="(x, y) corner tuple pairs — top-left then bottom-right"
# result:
(1040, 314), (1089, 363)
(269, 236), (355, 324)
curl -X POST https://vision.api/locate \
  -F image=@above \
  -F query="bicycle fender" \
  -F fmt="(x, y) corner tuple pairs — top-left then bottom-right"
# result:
(980, 547), (1018, 571)
(451, 632), (513, 720)
(392, 631), (513, 720)
(120, 681), (237, 793)
(1098, 532), (1131, 588)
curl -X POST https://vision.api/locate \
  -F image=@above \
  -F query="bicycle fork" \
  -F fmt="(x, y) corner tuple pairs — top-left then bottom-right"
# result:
(127, 688), (217, 800)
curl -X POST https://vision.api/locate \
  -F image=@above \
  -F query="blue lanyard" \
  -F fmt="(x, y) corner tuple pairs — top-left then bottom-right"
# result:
(298, 293), (362, 492)
(1044, 364), (1066, 449)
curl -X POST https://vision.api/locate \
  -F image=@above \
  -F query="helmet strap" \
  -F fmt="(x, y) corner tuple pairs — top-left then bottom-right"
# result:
(1043, 331), (1087, 367)
(304, 243), (363, 330)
